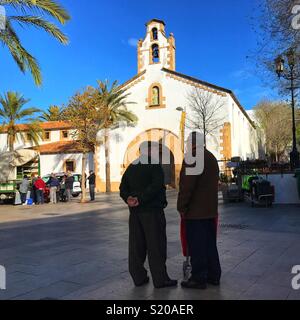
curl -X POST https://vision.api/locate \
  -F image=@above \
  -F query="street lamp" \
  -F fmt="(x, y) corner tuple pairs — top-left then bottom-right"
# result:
(176, 107), (186, 153)
(275, 48), (300, 170)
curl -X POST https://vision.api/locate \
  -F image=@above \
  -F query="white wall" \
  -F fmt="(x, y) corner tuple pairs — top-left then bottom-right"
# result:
(0, 129), (76, 152)
(230, 100), (258, 160)
(97, 66), (256, 183)
(40, 153), (94, 177)
(264, 174), (300, 204)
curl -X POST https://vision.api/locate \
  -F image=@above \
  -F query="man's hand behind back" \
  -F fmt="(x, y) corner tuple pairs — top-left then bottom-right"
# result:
(127, 196), (139, 208)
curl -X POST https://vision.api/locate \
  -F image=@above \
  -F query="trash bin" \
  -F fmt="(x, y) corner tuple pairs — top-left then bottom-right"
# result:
(296, 169), (300, 199)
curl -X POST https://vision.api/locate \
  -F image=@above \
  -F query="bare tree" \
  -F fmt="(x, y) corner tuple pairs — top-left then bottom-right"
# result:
(254, 0), (300, 92)
(186, 89), (226, 145)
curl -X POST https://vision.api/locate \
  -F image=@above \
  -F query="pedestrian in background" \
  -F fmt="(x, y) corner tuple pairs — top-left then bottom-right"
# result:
(47, 173), (60, 204)
(34, 176), (46, 205)
(19, 175), (30, 204)
(87, 170), (96, 201)
(65, 173), (74, 202)
(30, 173), (38, 204)
(60, 176), (67, 202)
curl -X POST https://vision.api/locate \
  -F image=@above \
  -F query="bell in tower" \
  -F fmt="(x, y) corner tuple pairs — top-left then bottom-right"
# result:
(137, 19), (176, 73)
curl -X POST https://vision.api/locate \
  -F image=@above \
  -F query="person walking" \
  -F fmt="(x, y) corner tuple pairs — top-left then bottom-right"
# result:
(34, 176), (46, 205)
(60, 176), (67, 202)
(19, 175), (30, 204)
(65, 173), (74, 202)
(30, 173), (38, 204)
(178, 132), (221, 290)
(120, 141), (177, 289)
(47, 173), (60, 204)
(87, 171), (96, 201)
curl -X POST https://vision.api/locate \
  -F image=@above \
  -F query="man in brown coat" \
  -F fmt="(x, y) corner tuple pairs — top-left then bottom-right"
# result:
(178, 132), (221, 289)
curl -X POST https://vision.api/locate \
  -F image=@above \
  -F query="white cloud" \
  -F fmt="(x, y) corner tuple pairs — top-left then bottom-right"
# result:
(128, 38), (138, 47)
(230, 69), (251, 80)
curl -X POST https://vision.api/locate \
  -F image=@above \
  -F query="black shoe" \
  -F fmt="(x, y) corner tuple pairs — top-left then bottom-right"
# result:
(155, 279), (178, 289)
(135, 276), (150, 287)
(181, 279), (207, 290)
(207, 278), (220, 286)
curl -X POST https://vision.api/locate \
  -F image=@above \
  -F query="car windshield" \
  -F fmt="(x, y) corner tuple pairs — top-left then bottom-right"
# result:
(42, 174), (81, 183)
(73, 175), (81, 182)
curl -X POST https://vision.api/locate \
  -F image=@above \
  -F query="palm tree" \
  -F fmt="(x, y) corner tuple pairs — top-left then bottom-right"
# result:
(0, 91), (41, 151)
(41, 105), (63, 121)
(0, 0), (70, 86)
(95, 80), (137, 193)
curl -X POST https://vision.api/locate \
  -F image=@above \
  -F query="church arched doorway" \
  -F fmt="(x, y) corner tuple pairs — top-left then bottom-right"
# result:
(123, 129), (183, 189)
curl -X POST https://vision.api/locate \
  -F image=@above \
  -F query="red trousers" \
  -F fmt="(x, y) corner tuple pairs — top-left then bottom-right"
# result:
(181, 216), (219, 257)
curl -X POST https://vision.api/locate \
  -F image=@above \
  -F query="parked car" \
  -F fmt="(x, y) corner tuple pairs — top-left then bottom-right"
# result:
(42, 173), (82, 198)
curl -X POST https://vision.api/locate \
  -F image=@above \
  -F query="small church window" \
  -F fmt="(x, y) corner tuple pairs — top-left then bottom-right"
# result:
(151, 86), (160, 106)
(152, 44), (159, 63)
(152, 28), (158, 40)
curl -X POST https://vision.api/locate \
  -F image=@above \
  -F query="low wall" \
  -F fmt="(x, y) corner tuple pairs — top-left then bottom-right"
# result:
(263, 173), (300, 204)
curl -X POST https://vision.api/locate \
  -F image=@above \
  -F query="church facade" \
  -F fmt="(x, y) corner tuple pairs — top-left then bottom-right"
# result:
(95, 19), (258, 192)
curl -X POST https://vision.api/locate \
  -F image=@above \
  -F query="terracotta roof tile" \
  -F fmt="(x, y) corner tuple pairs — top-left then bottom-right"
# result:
(1, 121), (73, 133)
(32, 141), (92, 155)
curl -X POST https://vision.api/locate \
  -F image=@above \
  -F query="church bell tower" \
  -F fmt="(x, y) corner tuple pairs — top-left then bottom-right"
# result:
(137, 19), (176, 73)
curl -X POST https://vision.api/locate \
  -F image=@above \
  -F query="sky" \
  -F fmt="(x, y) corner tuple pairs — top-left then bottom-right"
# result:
(1, 0), (279, 112)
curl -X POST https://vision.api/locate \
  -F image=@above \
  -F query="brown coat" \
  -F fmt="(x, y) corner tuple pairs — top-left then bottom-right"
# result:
(177, 148), (219, 220)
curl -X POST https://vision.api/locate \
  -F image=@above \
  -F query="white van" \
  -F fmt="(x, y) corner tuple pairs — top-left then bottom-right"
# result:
(43, 173), (82, 197)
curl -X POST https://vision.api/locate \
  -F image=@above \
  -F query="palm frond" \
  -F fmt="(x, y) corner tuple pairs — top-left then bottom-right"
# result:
(1, 20), (42, 85)
(10, 15), (69, 44)
(0, 91), (41, 150)
(0, 0), (70, 85)
(95, 80), (138, 129)
(0, 0), (70, 24)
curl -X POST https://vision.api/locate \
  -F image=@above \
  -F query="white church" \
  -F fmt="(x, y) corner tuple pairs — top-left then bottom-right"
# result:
(95, 19), (258, 192)
(0, 19), (258, 193)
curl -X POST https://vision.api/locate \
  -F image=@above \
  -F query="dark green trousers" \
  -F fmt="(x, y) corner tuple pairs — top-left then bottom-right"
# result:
(129, 209), (169, 287)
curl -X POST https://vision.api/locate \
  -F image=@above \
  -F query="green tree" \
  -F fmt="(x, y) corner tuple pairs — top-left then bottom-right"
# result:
(63, 87), (102, 203)
(41, 105), (63, 121)
(0, 0), (70, 86)
(254, 100), (293, 162)
(0, 91), (41, 151)
(95, 80), (137, 193)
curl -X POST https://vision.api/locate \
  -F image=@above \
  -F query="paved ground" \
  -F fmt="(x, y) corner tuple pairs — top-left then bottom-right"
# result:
(0, 191), (300, 300)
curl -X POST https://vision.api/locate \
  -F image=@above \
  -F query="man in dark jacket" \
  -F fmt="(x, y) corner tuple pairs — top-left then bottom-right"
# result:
(65, 173), (74, 202)
(120, 141), (177, 289)
(47, 173), (60, 204)
(87, 171), (96, 201)
(178, 132), (221, 289)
